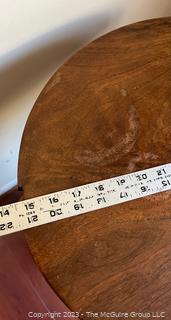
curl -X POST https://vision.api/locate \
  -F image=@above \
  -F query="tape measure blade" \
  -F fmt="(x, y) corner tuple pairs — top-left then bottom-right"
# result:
(0, 163), (171, 237)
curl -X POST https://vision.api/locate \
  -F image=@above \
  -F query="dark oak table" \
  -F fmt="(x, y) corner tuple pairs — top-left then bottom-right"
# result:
(19, 18), (171, 318)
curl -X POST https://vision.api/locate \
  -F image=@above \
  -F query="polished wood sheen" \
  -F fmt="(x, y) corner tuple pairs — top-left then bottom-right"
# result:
(19, 18), (171, 317)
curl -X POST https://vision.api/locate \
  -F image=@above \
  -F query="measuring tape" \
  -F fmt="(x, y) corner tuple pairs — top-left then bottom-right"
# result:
(0, 163), (171, 237)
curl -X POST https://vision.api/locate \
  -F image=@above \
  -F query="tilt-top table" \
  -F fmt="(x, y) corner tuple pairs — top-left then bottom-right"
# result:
(18, 18), (171, 318)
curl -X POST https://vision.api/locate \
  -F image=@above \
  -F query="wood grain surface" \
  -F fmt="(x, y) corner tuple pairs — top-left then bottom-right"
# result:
(18, 18), (171, 318)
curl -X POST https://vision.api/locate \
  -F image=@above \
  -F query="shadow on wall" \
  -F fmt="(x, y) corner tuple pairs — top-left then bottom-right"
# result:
(0, 9), (122, 194)
(0, 10), (122, 106)
(1, 0), (171, 110)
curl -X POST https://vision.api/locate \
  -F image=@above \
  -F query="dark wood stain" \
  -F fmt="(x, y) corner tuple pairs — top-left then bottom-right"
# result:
(18, 18), (171, 318)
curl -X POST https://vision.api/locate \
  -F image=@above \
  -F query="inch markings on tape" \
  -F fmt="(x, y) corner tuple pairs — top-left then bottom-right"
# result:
(0, 163), (171, 237)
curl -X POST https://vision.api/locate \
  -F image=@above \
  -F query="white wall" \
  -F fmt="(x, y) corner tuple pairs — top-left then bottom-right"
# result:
(0, 0), (171, 195)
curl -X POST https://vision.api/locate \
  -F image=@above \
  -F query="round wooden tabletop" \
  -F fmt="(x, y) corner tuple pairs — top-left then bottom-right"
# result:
(19, 18), (171, 316)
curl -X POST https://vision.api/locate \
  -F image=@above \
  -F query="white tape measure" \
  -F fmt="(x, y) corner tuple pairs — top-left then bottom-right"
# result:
(0, 163), (171, 237)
